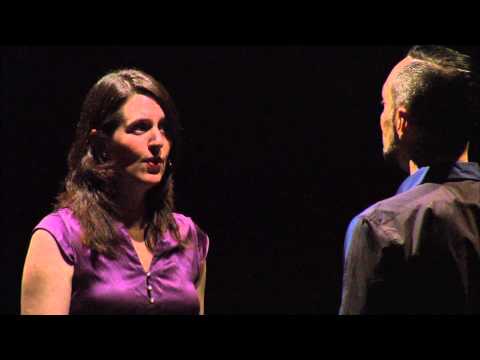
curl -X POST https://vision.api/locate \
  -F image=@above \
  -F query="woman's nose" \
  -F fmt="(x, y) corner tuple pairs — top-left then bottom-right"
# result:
(148, 129), (165, 155)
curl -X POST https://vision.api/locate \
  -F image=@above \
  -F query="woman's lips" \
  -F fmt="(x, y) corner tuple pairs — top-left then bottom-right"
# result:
(145, 161), (162, 173)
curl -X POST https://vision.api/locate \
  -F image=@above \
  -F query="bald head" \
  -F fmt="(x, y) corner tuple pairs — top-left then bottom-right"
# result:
(381, 45), (478, 167)
(384, 56), (423, 106)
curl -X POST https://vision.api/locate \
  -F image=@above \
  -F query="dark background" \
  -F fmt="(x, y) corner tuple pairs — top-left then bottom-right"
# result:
(2, 45), (478, 314)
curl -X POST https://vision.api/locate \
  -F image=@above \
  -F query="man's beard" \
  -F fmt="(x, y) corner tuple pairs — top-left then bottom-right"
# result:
(383, 125), (402, 167)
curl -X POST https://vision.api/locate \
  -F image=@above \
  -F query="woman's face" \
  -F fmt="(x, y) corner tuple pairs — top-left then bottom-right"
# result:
(108, 93), (171, 190)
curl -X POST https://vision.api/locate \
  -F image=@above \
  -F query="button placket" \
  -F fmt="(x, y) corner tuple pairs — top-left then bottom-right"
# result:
(146, 272), (155, 304)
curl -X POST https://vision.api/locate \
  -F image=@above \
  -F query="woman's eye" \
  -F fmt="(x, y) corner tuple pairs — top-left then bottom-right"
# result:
(130, 123), (150, 133)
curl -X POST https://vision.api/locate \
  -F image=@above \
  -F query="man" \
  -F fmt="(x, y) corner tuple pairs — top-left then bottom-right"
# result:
(339, 45), (480, 314)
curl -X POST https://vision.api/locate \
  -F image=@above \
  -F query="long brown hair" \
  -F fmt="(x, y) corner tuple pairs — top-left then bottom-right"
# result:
(55, 69), (184, 256)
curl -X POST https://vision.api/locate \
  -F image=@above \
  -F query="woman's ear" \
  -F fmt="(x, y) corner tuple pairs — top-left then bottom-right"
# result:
(88, 129), (99, 147)
(88, 129), (109, 162)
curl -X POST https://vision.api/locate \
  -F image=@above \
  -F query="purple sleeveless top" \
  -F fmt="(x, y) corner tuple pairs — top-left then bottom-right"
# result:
(33, 208), (209, 315)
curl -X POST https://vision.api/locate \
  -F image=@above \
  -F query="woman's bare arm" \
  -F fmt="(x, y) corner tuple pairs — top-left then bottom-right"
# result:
(21, 230), (73, 315)
(195, 261), (207, 315)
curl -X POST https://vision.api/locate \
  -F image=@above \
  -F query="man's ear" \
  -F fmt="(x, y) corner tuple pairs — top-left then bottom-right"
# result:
(394, 106), (410, 139)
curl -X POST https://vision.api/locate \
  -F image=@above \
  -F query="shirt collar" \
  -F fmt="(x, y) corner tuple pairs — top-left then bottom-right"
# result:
(396, 162), (480, 195)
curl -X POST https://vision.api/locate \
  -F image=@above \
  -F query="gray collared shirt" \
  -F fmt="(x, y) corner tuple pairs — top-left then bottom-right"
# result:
(340, 162), (480, 314)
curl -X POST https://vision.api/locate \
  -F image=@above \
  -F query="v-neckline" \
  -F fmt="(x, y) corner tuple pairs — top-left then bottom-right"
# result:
(119, 225), (154, 274)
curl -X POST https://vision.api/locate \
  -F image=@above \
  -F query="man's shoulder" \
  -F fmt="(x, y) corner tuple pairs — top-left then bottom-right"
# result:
(359, 182), (454, 226)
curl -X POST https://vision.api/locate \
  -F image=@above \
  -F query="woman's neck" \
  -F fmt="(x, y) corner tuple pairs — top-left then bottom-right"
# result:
(113, 180), (150, 229)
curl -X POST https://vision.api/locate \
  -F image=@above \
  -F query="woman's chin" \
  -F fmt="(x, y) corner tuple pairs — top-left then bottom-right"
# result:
(141, 173), (165, 186)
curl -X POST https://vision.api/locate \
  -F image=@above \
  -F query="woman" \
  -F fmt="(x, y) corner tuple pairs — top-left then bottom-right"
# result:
(21, 69), (209, 314)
